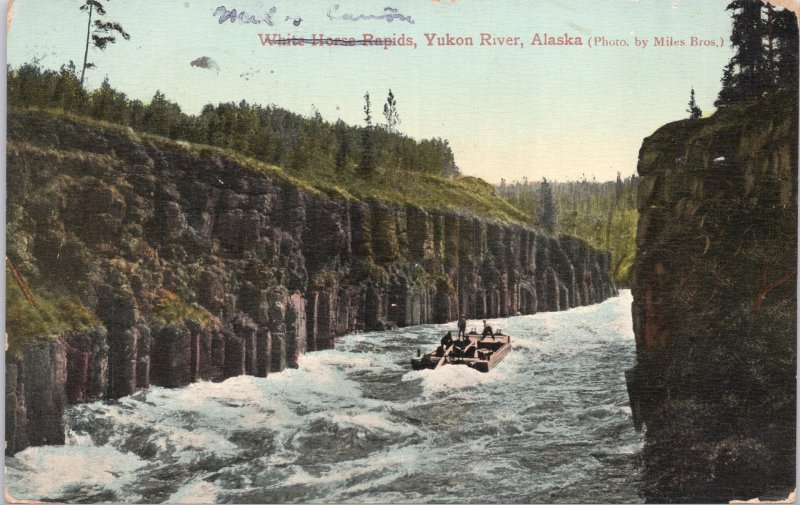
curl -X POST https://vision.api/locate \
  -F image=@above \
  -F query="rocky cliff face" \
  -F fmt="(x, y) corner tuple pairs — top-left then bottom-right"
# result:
(6, 111), (617, 455)
(627, 91), (797, 502)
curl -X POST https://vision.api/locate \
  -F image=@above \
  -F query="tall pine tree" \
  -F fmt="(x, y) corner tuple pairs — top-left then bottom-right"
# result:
(359, 92), (377, 178)
(537, 178), (558, 234)
(687, 87), (702, 119)
(79, 0), (130, 85)
(773, 7), (799, 87)
(334, 119), (352, 172)
(716, 0), (797, 107)
(716, 0), (766, 106)
(383, 89), (400, 132)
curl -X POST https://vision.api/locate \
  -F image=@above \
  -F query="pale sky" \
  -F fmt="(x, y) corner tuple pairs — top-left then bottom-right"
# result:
(7, 0), (737, 182)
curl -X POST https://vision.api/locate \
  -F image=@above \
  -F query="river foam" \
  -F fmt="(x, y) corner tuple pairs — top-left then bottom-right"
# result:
(6, 291), (642, 503)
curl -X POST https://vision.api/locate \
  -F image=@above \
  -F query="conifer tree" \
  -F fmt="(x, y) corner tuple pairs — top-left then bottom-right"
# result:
(714, 0), (798, 107)
(716, 0), (765, 106)
(731, 0), (767, 93)
(773, 7), (799, 87)
(359, 92), (377, 178)
(52, 61), (86, 112)
(363, 92), (372, 128)
(537, 178), (558, 234)
(79, 0), (130, 85)
(383, 89), (400, 132)
(334, 119), (352, 172)
(687, 87), (702, 119)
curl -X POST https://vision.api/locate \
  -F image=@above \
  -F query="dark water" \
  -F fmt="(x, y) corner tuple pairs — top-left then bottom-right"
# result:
(6, 291), (643, 503)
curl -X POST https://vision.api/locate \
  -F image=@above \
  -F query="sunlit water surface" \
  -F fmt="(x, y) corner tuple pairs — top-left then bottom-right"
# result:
(6, 291), (642, 503)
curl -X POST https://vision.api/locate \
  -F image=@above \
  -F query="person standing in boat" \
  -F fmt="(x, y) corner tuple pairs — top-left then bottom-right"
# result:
(457, 314), (467, 338)
(481, 320), (494, 338)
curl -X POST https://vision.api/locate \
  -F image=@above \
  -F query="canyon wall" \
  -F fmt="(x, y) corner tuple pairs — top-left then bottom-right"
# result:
(5, 111), (617, 455)
(627, 91), (797, 502)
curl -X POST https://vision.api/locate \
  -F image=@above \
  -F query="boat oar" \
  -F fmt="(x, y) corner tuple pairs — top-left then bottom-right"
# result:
(435, 343), (455, 369)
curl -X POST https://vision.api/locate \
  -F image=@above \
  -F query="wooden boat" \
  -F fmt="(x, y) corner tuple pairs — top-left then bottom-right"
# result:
(410, 332), (512, 373)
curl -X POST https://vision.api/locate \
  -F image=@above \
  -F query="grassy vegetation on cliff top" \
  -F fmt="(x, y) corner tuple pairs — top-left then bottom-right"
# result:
(7, 63), (528, 224)
(13, 107), (529, 225)
(639, 88), (797, 175)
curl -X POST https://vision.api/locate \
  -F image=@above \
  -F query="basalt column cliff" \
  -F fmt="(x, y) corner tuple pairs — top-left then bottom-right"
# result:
(627, 91), (797, 502)
(6, 111), (617, 455)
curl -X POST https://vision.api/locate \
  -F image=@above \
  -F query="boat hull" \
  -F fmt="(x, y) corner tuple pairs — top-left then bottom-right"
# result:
(411, 334), (512, 373)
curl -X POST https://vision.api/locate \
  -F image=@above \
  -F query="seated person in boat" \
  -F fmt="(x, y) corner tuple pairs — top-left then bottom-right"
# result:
(447, 334), (465, 357)
(451, 334), (477, 358)
(436, 331), (454, 355)
(481, 320), (494, 338)
(450, 345), (477, 359)
(442, 331), (454, 347)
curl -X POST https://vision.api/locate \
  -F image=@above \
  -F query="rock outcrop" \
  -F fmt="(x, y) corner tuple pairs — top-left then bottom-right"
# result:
(627, 91), (797, 502)
(5, 111), (617, 455)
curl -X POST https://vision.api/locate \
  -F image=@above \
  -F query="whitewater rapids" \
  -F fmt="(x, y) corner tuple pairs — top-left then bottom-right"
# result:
(6, 291), (642, 503)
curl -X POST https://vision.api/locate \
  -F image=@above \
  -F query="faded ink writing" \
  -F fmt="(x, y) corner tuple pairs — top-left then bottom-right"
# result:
(327, 5), (415, 24)
(214, 6), (302, 27)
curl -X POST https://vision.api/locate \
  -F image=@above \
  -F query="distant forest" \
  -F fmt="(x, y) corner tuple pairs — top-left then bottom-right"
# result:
(496, 175), (638, 286)
(7, 62), (459, 179)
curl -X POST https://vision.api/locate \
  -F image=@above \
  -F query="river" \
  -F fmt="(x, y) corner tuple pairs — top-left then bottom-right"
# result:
(6, 290), (643, 503)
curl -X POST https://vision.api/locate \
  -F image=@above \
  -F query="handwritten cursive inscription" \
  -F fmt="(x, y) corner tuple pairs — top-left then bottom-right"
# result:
(214, 6), (303, 26)
(327, 5), (415, 24)
(214, 6), (276, 25)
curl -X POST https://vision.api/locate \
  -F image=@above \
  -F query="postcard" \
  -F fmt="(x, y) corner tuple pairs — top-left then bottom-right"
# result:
(4, 0), (797, 503)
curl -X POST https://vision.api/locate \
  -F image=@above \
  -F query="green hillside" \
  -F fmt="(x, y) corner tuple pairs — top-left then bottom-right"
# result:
(8, 62), (528, 224)
(497, 176), (638, 286)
